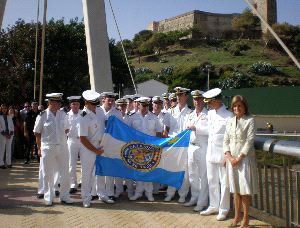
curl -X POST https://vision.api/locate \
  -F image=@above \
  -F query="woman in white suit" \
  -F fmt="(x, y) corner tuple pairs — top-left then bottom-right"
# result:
(0, 104), (14, 168)
(224, 95), (258, 228)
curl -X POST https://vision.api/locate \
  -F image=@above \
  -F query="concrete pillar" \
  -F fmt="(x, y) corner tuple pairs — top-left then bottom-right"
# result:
(0, 0), (7, 29)
(82, 0), (113, 92)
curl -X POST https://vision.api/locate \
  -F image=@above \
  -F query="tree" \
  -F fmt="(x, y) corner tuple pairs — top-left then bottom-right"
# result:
(148, 33), (169, 55)
(109, 39), (133, 91)
(266, 23), (300, 57)
(116, 39), (134, 56)
(232, 8), (260, 39)
(132, 30), (153, 48)
(0, 18), (132, 105)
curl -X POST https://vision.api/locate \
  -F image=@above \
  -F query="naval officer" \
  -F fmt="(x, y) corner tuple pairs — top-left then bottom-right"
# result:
(165, 87), (192, 203)
(129, 97), (163, 201)
(184, 90), (209, 212)
(79, 90), (106, 208)
(33, 93), (72, 206)
(66, 96), (82, 194)
(97, 92), (123, 201)
(200, 88), (232, 221)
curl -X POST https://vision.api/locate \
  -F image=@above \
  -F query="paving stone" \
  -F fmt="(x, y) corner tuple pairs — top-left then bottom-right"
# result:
(0, 161), (270, 227)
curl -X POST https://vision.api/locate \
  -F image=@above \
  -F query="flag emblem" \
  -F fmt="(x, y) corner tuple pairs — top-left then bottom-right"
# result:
(121, 142), (162, 172)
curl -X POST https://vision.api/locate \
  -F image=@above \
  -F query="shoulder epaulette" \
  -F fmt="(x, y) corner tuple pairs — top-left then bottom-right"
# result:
(128, 112), (136, 116)
(81, 111), (87, 117)
(39, 110), (46, 116)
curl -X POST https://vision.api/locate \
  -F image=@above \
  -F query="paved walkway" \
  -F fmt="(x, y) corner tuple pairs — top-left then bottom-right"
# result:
(0, 161), (271, 228)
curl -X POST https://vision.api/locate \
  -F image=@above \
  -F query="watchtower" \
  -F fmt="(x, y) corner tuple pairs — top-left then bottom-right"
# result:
(253, 0), (277, 33)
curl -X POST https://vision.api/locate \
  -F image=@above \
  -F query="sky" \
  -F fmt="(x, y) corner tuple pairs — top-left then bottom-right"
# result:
(2, 0), (300, 40)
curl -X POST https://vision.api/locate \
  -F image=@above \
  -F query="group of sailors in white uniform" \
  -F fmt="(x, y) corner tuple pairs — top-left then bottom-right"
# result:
(34, 86), (232, 221)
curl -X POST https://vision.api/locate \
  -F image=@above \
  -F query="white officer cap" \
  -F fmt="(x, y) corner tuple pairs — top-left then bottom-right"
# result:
(100, 92), (118, 98)
(123, 95), (134, 101)
(202, 88), (222, 103)
(174, 87), (190, 95)
(115, 98), (128, 105)
(169, 93), (177, 100)
(67, 96), (81, 103)
(162, 93), (170, 99)
(191, 90), (205, 98)
(136, 97), (151, 105)
(45, 93), (63, 102)
(152, 96), (163, 103)
(132, 94), (144, 101)
(82, 90), (100, 105)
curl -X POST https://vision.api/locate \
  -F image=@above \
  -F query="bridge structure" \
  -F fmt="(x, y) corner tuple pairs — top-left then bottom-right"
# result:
(1, 1), (300, 226)
(0, 136), (299, 227)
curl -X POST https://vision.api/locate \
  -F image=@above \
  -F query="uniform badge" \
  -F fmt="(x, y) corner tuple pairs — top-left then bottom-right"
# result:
(121, 142), (162, 172)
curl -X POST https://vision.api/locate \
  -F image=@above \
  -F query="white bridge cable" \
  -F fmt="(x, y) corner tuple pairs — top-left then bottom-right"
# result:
(244, 0), (300, 70)
(33, 0), (40, 101)
(107, 0), (138, 94)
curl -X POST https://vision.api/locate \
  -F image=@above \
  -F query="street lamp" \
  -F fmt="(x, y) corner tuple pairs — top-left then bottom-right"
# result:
(205, 65), (211, 91)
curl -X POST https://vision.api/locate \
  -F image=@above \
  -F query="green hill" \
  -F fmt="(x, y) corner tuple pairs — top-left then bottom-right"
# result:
(130, 40), (300, 90)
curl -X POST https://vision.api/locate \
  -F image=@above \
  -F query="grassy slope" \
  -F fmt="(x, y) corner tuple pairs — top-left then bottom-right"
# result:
(130, 41), (300, 79)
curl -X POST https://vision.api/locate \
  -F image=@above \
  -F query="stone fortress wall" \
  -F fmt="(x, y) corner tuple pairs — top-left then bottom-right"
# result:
(147, 0), (277, 36)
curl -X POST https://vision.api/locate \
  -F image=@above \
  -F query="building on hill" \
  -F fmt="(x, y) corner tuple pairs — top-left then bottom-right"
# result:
(253, 0), (277, 33)
(223, 86), (300, 133)
(147, 0), (277, 37)
(147, 10), (239, 38)
(137, 79), (168, 97)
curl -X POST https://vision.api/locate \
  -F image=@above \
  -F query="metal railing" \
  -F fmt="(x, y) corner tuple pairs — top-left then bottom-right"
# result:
(253, 137), (300, 227)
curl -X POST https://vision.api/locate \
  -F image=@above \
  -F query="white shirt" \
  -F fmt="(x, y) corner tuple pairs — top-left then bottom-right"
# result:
(186, 108), (209, 145)
(79, 108), (106, 148)
(0, 115), (14, 133)
(169, 104), (192, 136)
(206, 105), (233, 163)
(33, 109), (69, 146)
(122, 113), (131, 125)
(66, 109), (82, 139)
(155, 111), (171, 131)
(98, 105), (123, 121)
(129, 110), (163, 136)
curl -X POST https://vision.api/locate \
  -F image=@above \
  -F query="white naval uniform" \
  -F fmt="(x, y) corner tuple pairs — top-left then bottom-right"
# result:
(33, 109), (70, 203)
(167, 105), (192, 199)
(153, 111), (171, 193)
(67, 109), (82, 189)
(129, 111), (163, 196)
(157, 111), (171, 133)
(95, 106), (123, 198)
(206, 105), (232, 216)
(118, 112), (134, 197)
(0, 115), (14, 166)
(79, 108), (106, 201)
(186, 108), (209, 207)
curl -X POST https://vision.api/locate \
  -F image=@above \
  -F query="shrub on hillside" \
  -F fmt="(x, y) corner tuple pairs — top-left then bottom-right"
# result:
(224, 41), (251, 56)
(165, 65), (207, 91)
(161, 66), (174, 76)
(250, 61), (280, 75)
(134, 67), (153, 74)
(219, 72), (255, 89)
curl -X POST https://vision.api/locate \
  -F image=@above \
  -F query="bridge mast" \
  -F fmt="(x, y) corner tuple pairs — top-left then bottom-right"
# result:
(0, 0), (7, 29)
(82, 0), (113, 92)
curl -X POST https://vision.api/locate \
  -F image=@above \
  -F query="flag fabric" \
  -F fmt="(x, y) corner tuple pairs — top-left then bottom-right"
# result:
(95, 116), (191, 189)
